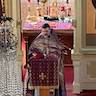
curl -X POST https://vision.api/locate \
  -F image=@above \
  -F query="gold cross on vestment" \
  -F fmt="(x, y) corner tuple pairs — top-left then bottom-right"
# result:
(39, 72), (46, 80)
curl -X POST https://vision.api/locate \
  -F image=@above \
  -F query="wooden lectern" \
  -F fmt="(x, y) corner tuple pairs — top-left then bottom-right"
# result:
(28, 58), (59, 96)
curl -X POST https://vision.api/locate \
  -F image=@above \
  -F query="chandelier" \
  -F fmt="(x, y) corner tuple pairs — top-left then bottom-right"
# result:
(0, 16), (17, 52)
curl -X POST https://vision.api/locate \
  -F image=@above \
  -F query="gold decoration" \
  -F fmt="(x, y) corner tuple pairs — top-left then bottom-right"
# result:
(39, 72), (46, 80)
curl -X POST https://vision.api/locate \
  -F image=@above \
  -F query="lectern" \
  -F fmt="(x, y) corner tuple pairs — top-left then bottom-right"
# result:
(27, 58), (59, 96)
(29, 58), (58, 86)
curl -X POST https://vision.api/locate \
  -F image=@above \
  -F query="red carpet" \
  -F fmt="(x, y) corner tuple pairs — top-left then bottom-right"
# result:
(80, 90), (96, 96)
(64, 66), (74, 84)
(64, 66), (74, 96)
(64, 67), (96, 96)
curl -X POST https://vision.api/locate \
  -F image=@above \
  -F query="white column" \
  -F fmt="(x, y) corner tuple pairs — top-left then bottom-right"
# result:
(72, 54), (81, 94)
(11, 0), (23, 95)
(11, 0), (22, 62)
(5, 0), (12, 16)
(72, 0), (83, 94)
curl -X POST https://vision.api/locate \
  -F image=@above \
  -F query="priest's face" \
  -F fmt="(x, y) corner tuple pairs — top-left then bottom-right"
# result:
(41, 27), (50, 35)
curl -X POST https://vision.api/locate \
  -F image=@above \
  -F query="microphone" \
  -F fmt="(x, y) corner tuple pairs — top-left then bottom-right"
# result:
(48, 35), (50, 38)
(48, 29), (53, 38)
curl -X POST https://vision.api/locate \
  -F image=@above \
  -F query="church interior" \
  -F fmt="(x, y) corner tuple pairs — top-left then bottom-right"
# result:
(1, 0), (96, 96)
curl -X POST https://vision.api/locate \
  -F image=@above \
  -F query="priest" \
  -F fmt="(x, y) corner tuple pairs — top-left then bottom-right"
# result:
(27, 23), (67, 96)
(28, 23), (61, 59)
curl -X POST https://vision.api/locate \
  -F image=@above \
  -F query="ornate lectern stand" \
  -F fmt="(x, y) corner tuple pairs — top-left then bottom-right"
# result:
(28, 58), (59, 96)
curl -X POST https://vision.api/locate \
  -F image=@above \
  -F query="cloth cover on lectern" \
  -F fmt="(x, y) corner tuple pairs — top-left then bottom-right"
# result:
(29, 58), (58, 86)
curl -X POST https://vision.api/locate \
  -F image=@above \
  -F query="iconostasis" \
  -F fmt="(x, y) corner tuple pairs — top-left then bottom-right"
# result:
(21, 0), (75, 30)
